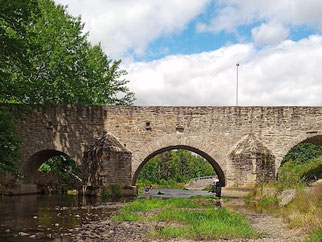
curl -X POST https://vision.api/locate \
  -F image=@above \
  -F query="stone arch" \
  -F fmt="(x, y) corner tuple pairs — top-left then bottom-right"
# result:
(277, 132), (322, 169)
(132, 144), (226, 187)
(21, 149), (75, 183)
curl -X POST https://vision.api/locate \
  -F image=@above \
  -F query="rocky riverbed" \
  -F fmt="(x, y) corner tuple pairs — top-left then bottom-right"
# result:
(70, 200), (306, 242)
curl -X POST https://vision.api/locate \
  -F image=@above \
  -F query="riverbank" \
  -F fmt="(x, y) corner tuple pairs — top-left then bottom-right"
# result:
(246, 182), (322, 241)
(71, 196), (306, 242)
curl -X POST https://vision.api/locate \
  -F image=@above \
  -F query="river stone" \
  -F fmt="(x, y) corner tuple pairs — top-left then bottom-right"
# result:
(19, 232), (28, 236)
(311, 179), (322, 187)
(263, 187), (277, 197)
(278, 189), (296, 206)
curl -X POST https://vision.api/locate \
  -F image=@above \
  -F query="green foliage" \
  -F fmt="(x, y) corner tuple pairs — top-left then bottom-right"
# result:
(1, 0), (134, 105)
(278, 156), (322, 189)
(282, 143), (322, 166)
(0, 107), (21, 177)
(137, 150), (215, 186)
(38, 155), (80, 184)
(113, 197), (260, 240)
(121, 198), (200, 213)
(278, 143), (322, 189)
(0, 0), (39, 90)
(111, 184), (121, 196)
(258, 197), (278, 206)
(307, 229), (322, 242)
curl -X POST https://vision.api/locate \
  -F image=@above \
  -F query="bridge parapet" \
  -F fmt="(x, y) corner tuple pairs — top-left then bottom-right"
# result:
(7, 104), (321, 189)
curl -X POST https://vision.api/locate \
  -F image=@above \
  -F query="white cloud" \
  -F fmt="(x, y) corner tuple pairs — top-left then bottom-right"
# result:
(199, 0), (322, 33)
(54, 0), (210, 58)
(127, 35), (322, 106)
(252, 22), (290, 46)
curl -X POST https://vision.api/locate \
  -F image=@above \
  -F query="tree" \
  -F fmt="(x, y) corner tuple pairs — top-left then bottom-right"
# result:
(138, 150), (215, 186)
(1, 0), (134, 105)
(0, 0), (39, 101)
(0, 108), (21, 177)
(0, 0), (134, 177)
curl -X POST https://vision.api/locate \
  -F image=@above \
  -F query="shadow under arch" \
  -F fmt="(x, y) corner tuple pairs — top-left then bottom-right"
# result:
(132, 145), (226, 187)
(21, 149), (71, 183)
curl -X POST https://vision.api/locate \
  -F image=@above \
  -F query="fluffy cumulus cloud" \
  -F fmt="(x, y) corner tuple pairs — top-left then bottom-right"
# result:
(127, 35), (322, 106)
(198, 0), (322, 39)
(251, 22), (290, 46)
(54, 0), (210, 58)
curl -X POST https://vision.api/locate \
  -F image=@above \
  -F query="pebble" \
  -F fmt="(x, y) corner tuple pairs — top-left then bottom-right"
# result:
(5, 229), (10, 233)
(18, 232), (28, 236)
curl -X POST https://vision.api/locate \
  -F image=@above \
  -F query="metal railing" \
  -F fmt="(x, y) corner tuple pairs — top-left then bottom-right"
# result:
(189, 175), (217, 183)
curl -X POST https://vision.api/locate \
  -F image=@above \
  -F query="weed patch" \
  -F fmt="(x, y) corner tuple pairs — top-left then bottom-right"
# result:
(113, 197), (260, 240)
(153, 208), (260, 240)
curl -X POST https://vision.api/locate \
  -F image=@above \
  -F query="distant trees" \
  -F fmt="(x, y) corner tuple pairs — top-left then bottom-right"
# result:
(138, 150), (215, 186)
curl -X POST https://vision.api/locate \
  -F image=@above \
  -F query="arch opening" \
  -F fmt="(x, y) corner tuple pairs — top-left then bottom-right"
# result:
(22, 149), (81, 187)
(279, 135), (322, 185)
(132, 145), (225, 187)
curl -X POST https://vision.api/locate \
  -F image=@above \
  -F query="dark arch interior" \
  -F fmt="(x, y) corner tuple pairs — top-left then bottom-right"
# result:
(300, 135), (322, 146)
(132, 145), (226, 187)
(22, 149), (70, 183)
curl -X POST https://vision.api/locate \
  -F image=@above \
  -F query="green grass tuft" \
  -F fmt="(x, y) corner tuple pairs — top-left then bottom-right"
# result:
(121, 198), (200, 213)
(153, 208), (260, 240)
(306, 229), (322, 242)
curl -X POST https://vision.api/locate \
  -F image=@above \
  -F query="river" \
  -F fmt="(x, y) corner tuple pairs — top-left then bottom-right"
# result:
(0, 189), (273, 241)
(0, 194), (132, 242)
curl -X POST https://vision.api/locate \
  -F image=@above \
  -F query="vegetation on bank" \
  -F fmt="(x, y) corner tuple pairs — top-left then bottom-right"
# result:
(0, 107), (22, 177)
(247, 143), (322, 241)
(137, 149), (215, 189)
(112, 197), (260, 240)
(38, 155), (81, 185)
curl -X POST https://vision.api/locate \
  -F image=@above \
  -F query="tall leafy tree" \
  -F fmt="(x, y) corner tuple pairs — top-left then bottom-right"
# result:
(0, 0), (38, 102)
(1, 0), (134, 105)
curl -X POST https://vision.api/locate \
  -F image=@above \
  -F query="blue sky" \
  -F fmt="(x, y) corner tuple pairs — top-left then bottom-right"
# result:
(55, 0), (322, 106)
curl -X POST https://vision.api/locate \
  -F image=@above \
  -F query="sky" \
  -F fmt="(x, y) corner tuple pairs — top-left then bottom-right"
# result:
(54, 0), (322, 106)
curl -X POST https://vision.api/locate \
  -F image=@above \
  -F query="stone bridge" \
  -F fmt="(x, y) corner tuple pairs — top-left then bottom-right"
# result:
(15, 105), (322, 189)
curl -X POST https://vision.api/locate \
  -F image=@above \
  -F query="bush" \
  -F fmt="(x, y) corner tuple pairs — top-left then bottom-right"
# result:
(278, 156), (322, 189)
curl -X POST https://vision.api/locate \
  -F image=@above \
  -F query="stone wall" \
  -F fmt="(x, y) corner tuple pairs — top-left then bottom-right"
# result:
(14, 105), (322, 187)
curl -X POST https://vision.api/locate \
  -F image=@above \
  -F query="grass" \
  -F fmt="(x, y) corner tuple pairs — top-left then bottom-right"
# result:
(306, 229), (322, 242)
(112, 197), (260, 240)
(258, 196), (278, 206)
(280, 183), (322, 234)
(121, 198), (200, 213)
(152, 208), (260, 240)
(278, 156), (322, 190)
(246, 155), (322, 240)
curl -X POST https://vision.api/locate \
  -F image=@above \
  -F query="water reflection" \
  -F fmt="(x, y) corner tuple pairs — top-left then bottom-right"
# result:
(0, 195), (132, 242)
